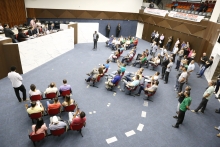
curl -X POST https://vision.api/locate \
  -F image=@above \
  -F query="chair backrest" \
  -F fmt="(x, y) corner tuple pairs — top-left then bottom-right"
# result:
(45, 93), (57, 99)
(121, 72), (125, 77)
(96, 75), (102, 82)
(114, 80), (120, 86)
(48, 107), (61, 116)
(29, 112), (42, 120)
(64, 104), (76, 112)
(146, 90), (156, 97)
(70, 123), (84, 131)
(30, 95), (42, 101)
(61, 90), (71, 97)
(29, 133), (45, 142)
(50, 128), (65, 136)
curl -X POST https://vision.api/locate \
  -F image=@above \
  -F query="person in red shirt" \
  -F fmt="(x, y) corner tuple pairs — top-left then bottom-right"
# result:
(68, 108), (86, 126)
(47, 97), (61, 111)
(133, 38), (138, 46)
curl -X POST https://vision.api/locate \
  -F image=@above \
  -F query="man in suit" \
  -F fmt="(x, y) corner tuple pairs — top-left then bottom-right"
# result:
(116, 23), (121, 37)
(3, 24), (15, 40)
(93, 31), (99, 50)
(106, 23), (111, 38)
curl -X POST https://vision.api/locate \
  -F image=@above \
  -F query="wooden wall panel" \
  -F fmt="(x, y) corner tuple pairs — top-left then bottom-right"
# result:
(0, 0), (26, 27)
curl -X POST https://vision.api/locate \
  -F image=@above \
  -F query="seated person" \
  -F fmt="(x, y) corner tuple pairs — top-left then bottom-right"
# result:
(49, 116), (67, 131)
(132, 54), (147, 67)
(124, 68), (144, 82)
(124, 38), (131, 50)
(145, 49), (149, 57)
(109, 61), (126, 78)
(41, 24), (48, 35)
(28, 27), (37, 37)
(17, 28), (29, 42)
(119, 35), (124, 43)
(135, 80), (159, 97)
(100, 59), (110, 73)
(106, 35), (114, 46)
(47, 97), (61, 111)
(31, 118), (47, 136)
(105, 70), (121, 89)
(121, 49), (134, 63)
(59, 79), (72, 95)
(35, 26), (43, 36)
(68, 108), (86, 126)
(171, 2), (178, 10)
(119, 45), (125, 52)
(26, 101), (45, 115)
(108, 49), (120, 61)
(121, 75), (140, 92)
(45, 82), (58, 95)
(62, 95), (75, 107)
(85, 67), (103, 82)
(115, 38), (121, 49)
(29, 84), (41, 97)
(49, 23), (56, 31)
(148, 54), (161, 67)
(144, 72), (160, 83)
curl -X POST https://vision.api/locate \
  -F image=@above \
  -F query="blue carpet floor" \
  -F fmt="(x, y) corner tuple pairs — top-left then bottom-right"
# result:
(0, 39), (220, 147)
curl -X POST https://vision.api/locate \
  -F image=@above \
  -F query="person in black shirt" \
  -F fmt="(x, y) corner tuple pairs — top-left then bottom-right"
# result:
(17, 29), (28, 42)
(106, 23), (111, 38)
(160, 54), (169, 79)
(197, 56), (214, 78)
(173, 86), (191, 118)
(28, 27), (37, 36)
(215, 74), (220, 94)
(116, 23), (121, 37)
(3, 24), (15, 40)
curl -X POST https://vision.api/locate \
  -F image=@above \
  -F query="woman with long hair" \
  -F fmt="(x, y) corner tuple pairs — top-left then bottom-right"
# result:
(62, 95), (75, 107)
(31, 118), (47, 136)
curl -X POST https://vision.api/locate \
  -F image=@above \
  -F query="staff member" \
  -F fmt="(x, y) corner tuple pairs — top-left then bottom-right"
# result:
(106, 23), (111, 38)
(8, 66), (27, 102)
(116, 23), (121, 37)
(93, 31), (99, 50)
(3, 24), (15, 41)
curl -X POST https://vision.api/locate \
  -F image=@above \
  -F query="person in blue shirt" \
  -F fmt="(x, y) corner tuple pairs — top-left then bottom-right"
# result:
(101, 59), (110, 73)
(171, 2), (178, 10)
(121, 75), (140, 92)
(105, 70), (121, 89)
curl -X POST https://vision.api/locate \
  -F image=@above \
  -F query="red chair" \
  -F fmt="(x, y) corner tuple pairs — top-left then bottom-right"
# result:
(63, 104), (76, 112)
(126, 85), (138, 97)
(60, 90), (71, 97)
(45, 92), (57, 99)
(48, 107), (61, 116)
(144, 84), (157, 102)
(29, 112), (42, 123)
(50, 128), (66, 136)
(104, 68), (108, 74)
(90, 75), (102, 88)
(69, 123), (85, 137)
(30, 95), (42, 101)
(121, 72), (125, 77)
(29, 132), (45, 147)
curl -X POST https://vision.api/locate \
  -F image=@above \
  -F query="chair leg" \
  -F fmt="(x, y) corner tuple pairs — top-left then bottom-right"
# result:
(126, 90), (135, 97)
(32, 141), (36, 147)
(32, 119), (34, 124)
(79, 129), (83, 137)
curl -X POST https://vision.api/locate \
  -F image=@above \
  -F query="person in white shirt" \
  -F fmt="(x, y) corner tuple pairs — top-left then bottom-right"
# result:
(29, 84), (41, 97)
(172, 44), (179, 63)
(8, 66), (26, 102)
(45, 82), (58, 95)
(30, 17), (36, 29)
(160, 46), (167, 64)
(151, 42), (158, 57)
(175, 38), (180, 46)
(144, 72), (160, 83)
(186, 60), (195, 84)
(164, 58), (174, 84)
(178, 67), (188, 93)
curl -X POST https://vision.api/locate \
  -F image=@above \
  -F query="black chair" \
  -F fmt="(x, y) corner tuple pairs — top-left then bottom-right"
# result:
(65, 21), (69, 24)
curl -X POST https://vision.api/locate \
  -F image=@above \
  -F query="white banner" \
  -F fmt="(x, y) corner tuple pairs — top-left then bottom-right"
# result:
(144, 8), (169, 17)
(168, 11), (205, 22)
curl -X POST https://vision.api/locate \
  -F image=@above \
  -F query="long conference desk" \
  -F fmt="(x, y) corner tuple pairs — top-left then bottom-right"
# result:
(0, 28), (74, 79)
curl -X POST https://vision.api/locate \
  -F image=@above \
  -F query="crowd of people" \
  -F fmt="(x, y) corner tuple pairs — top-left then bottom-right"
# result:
(1, 17), (60, 43)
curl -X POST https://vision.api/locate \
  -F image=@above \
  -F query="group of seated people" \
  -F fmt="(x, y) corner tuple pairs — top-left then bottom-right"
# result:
(106, 35), (138, 51)
(25, 80), (86, 137)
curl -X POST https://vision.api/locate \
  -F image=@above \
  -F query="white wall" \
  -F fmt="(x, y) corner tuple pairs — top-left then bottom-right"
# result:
(210, 0), (220, 22)
(136, 22), (144, 39)
(24, 0), (143, 13)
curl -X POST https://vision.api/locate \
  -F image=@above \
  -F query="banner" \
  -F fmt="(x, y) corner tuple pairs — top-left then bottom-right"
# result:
(144, 8), (169, 17)
(168, 11), (205, 22)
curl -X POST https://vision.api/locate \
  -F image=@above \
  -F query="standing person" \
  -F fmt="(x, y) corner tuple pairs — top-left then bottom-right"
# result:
(106, 23), (111, 38)
(172, 91), (191, 128)
(178, 66), (188, 93)
(198, 52), (207, 71)
(186, 60), (195, 84)
(166, 36), (173, 51)
(116, 23), (121, 37)
(159, 34), (165, 48)
(174, 66), (183, 91)
(161, 54), (169, 80)
(173, 86), (191, 118)
(93, 31), (99, 50)
(197, 56), (214, 78)
(175, 48), (184, 70)
(172, 44), (179, 63)
(151, 30), (156, 42)
(191, 81), (215, 113)
(164, 58), (173, 84)
(8, 66), (26, 102)
(159, 45), (167, 64)
(215, 74), (220, 94)
(30, 17), (36, 28)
